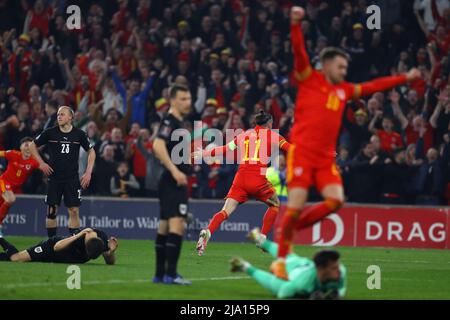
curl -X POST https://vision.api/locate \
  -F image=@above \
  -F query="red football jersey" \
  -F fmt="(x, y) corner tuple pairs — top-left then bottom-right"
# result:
(1, 150), (39, 187)
(291, 69), (356, 162)
(205, 125), (290, 174)
(377, 130), (404, 154)
(289, 23), (408, 164)
(131, 141), (153, 178)
(405, 123), (434, 153)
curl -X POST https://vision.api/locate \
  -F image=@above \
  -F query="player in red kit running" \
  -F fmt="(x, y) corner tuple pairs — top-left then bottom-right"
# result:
(0, 137), (40, 235)
(272, 6), (422, 279)
(195, 111), (291, 256)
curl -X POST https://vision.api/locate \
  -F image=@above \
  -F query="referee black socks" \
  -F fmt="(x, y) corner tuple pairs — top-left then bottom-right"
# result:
(47, 227), (57, 238)
(166, 233), (183, 278)
(155, 234), (168, 278)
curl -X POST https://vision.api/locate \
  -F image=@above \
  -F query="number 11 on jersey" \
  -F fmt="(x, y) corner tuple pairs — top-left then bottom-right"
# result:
(243, 139), (261, 161)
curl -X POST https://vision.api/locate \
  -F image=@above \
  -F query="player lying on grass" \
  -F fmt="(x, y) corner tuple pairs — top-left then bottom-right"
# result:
(0, 137), (41, 236)
(0, 227), (118, 264)
(195, 110), (291, 256)
(230, 228), (346, 299)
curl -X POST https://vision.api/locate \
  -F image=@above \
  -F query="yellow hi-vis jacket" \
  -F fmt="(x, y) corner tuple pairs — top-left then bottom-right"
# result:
(266, 167), (288, 203)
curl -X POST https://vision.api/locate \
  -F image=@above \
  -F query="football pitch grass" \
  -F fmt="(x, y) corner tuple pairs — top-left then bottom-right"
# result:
(1, 236), (450, 300)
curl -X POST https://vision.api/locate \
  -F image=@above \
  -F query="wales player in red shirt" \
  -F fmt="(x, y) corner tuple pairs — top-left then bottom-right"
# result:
(0, 137), (40, 235)
(272, 7), (422, 279)
(195, 111), (291, 256)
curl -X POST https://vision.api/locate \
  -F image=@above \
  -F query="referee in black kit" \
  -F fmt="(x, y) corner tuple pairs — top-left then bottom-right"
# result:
(29, 106), (96, 237)
(152, 84), (192, 285)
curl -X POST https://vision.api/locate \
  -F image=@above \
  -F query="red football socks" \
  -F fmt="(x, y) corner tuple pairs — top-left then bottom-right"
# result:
(261, 206), (279, 235)
(276, 207), (300, 258)
(207, 210), (228, 234)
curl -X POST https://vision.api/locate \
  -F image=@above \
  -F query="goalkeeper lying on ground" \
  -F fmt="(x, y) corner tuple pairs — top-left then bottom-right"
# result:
(230, 228), (346, 299)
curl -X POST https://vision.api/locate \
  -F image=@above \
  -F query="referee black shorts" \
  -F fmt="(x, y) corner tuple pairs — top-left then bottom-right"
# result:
(46, 176), (82, 208)
(158, 174), (189, 220)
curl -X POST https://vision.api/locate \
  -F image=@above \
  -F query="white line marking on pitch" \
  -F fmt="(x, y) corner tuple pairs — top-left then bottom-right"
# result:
(2, 276), (251, 289)
(345, 258), (450, 264)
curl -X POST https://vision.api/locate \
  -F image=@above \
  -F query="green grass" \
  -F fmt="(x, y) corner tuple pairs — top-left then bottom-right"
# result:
(1, 236), (450, 299)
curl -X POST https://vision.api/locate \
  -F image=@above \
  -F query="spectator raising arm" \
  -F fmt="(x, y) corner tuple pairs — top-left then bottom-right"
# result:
(194, 82), (207, 114)
(429, 100), (444, 129)
(131, 74), (155, 127)
(138, 73), (156, 102)
(119, 94), (133, 134)
(369, 110), (383, 133)
(136, 134), (151, 159)
(414, 9), (430, 37)
(390, 90), (409, 130)
(111, 68), (127, 112)
(430, 88), (450, 128)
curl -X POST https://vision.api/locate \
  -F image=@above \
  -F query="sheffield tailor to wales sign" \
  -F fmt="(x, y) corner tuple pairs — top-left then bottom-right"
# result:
(4, 195), (450, 250)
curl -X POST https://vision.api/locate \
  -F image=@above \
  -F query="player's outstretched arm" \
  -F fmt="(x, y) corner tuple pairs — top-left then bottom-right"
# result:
(201, 132), (243, 159)
(202, 144), (229, 158)
(245, 264), (290, 297)
(278, 271), (312, 299)
(353, 68), (421, 99)
(277, 281), (301, 299)
(290, 6), (312, 82)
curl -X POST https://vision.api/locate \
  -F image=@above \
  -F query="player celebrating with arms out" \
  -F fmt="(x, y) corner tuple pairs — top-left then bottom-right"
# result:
(29, 106), (96, 238)
(272, 6), (422, 279)
(0, 137), (41, 236)
(195, 110), (291, 256)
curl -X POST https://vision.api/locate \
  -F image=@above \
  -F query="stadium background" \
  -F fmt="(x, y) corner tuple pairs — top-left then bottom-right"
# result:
(0, 0), (449, 205)
(0, 0), (450, 300)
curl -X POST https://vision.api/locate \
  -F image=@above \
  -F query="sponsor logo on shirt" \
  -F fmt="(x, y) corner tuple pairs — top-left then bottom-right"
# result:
(294, 167), (303, 177)
(336, 89), (346, 101)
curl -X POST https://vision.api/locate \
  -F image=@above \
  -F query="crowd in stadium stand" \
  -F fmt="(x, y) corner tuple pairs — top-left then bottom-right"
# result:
(0, 0), (449, 205)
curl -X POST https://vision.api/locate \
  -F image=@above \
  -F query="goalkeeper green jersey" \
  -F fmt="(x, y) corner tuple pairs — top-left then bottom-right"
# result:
(246, 240), (347, 299)
(277, 255), (347, 299)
